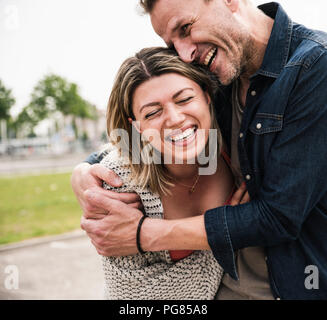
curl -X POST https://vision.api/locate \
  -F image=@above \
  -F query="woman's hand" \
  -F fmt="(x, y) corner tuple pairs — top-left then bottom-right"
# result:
(230, 182), (250, 206)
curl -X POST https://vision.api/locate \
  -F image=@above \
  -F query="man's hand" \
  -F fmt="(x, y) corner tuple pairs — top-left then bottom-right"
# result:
(71, 162), (142, 219)
(80, 194), (144, 256)
(230, 182), (250, 206)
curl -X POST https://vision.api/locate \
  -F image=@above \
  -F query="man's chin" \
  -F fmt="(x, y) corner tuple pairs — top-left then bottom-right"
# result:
(215, 68), (240, 86)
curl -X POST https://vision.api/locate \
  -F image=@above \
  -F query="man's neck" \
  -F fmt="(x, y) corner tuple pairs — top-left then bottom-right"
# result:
(238, 77), (250, 108)
(238, 7), (275, 107)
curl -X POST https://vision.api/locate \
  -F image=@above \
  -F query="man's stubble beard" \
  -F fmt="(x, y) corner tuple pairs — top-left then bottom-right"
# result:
(218, 29), (255, 85)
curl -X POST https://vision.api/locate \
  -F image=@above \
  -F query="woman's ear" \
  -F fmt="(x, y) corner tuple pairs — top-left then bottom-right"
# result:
(129, 118), (141, 133)
(204, 91), (211, 105)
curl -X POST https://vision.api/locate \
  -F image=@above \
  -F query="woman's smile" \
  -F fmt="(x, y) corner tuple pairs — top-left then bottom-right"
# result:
(165, 125), (197, 146)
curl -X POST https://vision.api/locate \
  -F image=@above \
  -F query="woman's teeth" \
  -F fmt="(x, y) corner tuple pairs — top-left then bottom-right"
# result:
(204, 47), (217, 67)
(170, 127), (196, 142)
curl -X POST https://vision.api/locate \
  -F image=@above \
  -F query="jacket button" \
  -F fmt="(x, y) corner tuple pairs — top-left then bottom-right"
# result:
(251, 90), (257, 96)
(245, 175), (251, 181)
(239, 132), (244, 138)
(256, 123), (262, 129)
(276, 297), (281, 300)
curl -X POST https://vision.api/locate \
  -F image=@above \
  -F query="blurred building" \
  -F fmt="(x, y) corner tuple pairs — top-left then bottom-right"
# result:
(0, 108), (107, 157)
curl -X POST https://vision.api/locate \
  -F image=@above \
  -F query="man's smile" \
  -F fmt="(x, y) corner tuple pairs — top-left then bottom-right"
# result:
(203, 47), (218, 68)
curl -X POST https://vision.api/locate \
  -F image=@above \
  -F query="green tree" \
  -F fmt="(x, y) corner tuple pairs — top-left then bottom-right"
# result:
(14, 104), (39, 137)
(16, 74), (96, 138)
(0, 80), (16, 140)
(0, 80), (15, 120)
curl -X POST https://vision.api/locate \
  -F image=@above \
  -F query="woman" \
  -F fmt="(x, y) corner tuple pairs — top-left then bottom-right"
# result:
(100, 47), (239, 300)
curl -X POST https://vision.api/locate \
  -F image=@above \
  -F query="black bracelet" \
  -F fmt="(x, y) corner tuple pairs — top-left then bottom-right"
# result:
(136, 215), (147, 254)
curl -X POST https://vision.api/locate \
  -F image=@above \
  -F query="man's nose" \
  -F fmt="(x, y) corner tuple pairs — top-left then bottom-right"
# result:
(174, 39), (196, 63)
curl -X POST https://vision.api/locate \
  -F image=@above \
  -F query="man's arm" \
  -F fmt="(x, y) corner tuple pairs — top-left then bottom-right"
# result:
(205, 50), (327, 279)
(79, 179), (249, 256)
(84, 152), (102, 165)
(142, 184), (249, 252)
(80, 193), (210, 256)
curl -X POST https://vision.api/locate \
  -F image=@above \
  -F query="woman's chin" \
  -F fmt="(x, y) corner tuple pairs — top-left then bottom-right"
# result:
(169, 151), (201, 165)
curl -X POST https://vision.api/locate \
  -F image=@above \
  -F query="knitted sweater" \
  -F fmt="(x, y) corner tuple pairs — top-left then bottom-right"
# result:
(100, 144), (223, 300)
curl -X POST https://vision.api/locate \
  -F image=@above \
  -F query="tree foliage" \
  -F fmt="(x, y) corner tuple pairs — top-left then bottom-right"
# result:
(15, 74), (97, 137)
(0, 79), (15, 120)
(28, 74), (95, 120)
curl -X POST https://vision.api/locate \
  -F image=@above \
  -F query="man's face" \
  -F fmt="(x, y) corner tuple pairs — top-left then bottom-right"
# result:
(150, 0), (250, 85)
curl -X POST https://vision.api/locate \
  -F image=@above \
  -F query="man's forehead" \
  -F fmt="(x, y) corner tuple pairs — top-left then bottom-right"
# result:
(151, 4), (192, 43)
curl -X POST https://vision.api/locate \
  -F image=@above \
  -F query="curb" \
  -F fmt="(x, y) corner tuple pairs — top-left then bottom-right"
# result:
(0, 167), (74, 177)
(0, 230), (87, 252)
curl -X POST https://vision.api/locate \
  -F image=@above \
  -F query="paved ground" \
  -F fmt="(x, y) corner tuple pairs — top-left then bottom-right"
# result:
(0, 231), (105, 300)
(0, 153), (105, 300)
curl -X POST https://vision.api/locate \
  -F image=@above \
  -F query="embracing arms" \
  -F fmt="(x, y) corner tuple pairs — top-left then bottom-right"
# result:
(71, 155), (249, 256)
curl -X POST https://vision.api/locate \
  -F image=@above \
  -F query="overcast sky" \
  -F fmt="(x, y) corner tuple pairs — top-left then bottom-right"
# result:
(1, 0), (327, 118)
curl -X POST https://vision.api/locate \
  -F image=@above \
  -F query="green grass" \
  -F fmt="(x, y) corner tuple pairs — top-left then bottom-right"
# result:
(0, 172), (82, 245)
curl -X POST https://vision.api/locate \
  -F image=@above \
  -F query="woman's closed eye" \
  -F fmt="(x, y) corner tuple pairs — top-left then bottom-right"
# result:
(144, 97), (194, 119)
(145, 109), (162, 119)
(177, 96), (194, 104)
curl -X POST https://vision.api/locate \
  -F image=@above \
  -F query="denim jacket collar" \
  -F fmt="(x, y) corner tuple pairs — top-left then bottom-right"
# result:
(252, 2), (293, 79)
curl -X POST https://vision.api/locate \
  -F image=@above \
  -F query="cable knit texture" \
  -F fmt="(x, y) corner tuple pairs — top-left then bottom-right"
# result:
(100, 144), (223, 300)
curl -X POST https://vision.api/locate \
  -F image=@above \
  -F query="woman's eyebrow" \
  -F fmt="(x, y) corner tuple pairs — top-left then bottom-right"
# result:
(140, 101), (161, 113)
(139, 88), (194, 112)
(173, 88), (194, 99)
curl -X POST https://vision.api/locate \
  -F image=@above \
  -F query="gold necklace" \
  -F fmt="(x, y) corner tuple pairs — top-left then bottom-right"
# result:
(176, 174), (200, 194)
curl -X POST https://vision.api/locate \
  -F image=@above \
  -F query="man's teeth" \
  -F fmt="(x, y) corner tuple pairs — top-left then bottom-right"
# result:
(170, 127), (196, 142)
(204, 47), (217, 66)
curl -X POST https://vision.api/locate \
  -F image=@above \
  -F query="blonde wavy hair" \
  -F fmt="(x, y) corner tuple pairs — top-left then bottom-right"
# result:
(106, 47), (222, 195)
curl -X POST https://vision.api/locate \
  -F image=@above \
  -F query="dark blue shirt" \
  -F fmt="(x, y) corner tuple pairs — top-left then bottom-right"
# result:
(205, 2), (327, 299)
(85, 2), (327, 299)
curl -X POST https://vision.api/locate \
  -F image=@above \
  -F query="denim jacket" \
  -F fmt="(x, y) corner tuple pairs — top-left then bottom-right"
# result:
(205, 2), (327, 299)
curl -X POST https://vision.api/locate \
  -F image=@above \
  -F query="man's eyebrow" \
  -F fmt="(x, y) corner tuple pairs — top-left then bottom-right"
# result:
(171, 19), (184, 34)
(164, 18), (184, 48)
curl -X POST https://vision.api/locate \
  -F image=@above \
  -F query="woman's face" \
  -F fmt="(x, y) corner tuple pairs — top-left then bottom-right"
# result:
(132, 73), (212, 163)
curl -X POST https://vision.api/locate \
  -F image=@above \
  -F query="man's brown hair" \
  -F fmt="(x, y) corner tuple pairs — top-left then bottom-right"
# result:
(139, 0), (212, 13)
(139, 0), (157, 13)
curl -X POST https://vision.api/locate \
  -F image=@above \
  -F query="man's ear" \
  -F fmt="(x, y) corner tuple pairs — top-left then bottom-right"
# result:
(224, 0), (239, 13)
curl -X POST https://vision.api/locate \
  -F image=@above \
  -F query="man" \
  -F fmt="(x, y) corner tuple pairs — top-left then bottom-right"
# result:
(71, 0), (327, 299)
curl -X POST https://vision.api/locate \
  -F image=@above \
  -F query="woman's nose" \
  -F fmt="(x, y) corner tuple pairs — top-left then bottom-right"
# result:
(164, 105), (186, 127)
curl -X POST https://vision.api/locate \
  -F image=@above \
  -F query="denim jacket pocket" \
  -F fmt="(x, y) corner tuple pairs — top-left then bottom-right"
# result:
(249, 113), (283, 135)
